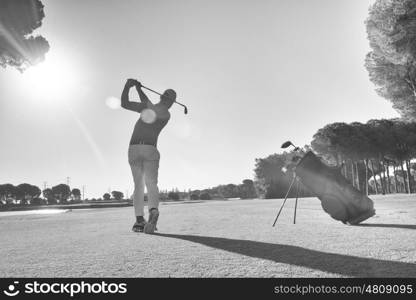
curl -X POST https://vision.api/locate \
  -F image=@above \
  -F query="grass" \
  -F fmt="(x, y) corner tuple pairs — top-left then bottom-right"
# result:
(0, 194), (415, 277)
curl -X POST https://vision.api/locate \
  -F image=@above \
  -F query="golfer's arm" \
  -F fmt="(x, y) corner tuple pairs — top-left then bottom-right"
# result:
(136, 86), (152, 104)
(121, 85), (146, 113)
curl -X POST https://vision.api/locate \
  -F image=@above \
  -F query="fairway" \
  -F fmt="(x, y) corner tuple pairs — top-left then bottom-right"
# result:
(1, 195), (415, 278)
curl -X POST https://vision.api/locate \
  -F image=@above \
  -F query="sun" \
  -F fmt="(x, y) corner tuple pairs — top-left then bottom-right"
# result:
(21, 53), (77, 103)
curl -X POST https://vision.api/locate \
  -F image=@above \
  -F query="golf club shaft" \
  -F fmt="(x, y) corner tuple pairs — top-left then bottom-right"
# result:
(293, 179), (299, 224)
(141, 85), (187, 109)
(272, 175), (297, 227)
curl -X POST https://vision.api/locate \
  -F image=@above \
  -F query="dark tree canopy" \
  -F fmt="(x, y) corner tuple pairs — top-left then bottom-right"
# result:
(366, 0), (416, 120)
(254, 149), (312, 199)
(111, 191), (124, 201)
(71, 188), (81, 196)
(0, 183), (16, 198)
(0, 0), (50, 71)
(71, 188), (81, 201)
(42, 188), (52, 199)
(199, 192), (211, 200)
(311, 119), (416, 164)
(239, 179), (257, 199)
(311, 119), (416, 194)
(167, 191), (180, 201)
(15, 183), (41, 198)
(52, 184), (71, 202)
(190, 193), (199, 200)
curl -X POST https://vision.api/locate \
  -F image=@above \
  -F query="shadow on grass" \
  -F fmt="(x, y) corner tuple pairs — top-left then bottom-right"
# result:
(357, 223), (416, 230)
(162, 200), (206, 206)
(156, 233), (416, 277)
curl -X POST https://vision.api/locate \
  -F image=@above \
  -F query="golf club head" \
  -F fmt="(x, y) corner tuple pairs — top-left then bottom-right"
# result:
(184, 107), (188, 114)
(281, 141), (293, 149)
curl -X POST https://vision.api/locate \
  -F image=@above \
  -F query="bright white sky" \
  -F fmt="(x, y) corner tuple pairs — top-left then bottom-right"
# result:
(0, 0), (399, 198)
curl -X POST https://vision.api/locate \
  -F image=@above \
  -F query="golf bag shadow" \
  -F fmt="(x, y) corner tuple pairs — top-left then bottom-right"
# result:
(295, 151), (375, 225)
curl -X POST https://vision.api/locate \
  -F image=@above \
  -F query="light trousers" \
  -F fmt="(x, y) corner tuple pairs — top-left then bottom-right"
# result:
(128, 144), (160, 217)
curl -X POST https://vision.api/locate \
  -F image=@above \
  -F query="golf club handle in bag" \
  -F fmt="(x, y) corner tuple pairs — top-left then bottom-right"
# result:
(294, 151), (375, 224)
(141, 85), (188, 112)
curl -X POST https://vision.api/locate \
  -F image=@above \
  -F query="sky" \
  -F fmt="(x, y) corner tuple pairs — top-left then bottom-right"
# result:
(0, 0), (399, 198)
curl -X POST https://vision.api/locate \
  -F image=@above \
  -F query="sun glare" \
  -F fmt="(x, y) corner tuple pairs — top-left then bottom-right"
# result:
(105, 96), (121, 110)
(21, 53), (78, 103)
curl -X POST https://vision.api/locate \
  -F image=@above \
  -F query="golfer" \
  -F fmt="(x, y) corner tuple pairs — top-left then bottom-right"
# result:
(121, 78), (175, 233)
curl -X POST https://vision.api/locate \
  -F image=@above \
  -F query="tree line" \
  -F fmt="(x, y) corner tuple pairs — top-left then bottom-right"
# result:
(0, 183), (127, 206)
(253, 119), (416, 198)
(311, 119), (416, 195)
(0, 179), (258, 207)
(158, 179), (258, 201)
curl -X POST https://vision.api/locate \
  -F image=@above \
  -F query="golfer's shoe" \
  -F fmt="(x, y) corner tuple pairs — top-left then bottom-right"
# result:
(132, 220), (147, 232)
(144, 208), (159, 234)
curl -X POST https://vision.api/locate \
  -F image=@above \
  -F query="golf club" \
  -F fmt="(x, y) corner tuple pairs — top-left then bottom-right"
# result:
(141, 85), (188, 115)
(281, 141), (300, 151)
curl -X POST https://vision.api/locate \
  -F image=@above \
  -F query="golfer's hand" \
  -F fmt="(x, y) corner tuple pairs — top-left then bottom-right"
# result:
(126, 78), (139, 88)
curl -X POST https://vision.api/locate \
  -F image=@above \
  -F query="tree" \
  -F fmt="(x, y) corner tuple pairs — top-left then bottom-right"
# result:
(0, 0), (50, 71)
(42, 188), (56, 204)
(52, 184), (71, 203)
(111, 191), (124, 201)
(0, 184), (16, 203)
(190, 193), (199, 200)
(167, 192), (180, 201)
(31, 197), (46, 205)
(239, 179), (258, 199)
(366, 119), (398, 194)
(388, 120), (416, 193)
(254, 151), (309, 199)
(15, 183), (41, 204)
(218, 184), (239, 198)
(254, 154), (287, 199)
(199, 192), (211, 200)
(366, 0), (416, 120)
(71, 188), (81, 201)
(311, 123), (349, 166)
(103, 193), (111, 201)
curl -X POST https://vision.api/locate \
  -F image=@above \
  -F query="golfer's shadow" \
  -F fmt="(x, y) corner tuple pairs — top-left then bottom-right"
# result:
(156, 233), (416, 277)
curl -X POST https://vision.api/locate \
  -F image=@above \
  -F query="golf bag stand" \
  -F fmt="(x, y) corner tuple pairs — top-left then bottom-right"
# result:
(272, 173), (300, 226)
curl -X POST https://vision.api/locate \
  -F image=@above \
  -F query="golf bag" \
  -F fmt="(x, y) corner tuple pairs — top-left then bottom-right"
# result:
(295, 151), (375, 224)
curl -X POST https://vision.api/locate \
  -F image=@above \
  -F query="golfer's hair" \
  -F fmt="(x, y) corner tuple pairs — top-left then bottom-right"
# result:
(162, 89), (177, 101)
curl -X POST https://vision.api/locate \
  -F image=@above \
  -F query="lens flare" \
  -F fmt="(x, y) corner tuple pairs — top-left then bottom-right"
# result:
(105, 97), (121, 109)
(69, 109), (108, 171)
(141, 108), (157, 124)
